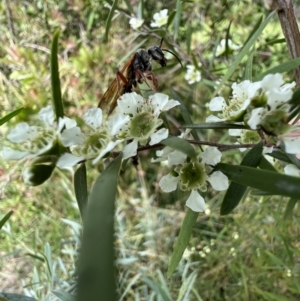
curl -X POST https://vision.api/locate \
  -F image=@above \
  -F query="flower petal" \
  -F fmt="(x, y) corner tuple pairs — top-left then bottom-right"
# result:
(38, 106), (55, 127)
(247, 107), (266, 129)
(2, 147), (29, 160)
(7, 123), (39, 143)
(84, 108), (103, 129)
(60, 127), (85, 147)
(281, 136), (300, 154)
(284, 164), (300, 177)
(122, 140), (138, 160)
(92, 140), (123, 164)
(159, 173), (179, 192)
(186, 190), (205, 212)
(57, 153), (84, 169)
(168, 150), (187, 166)
(209, 97), (226, 111)
(205, 115), (226, 122)
(201, 147), (222, 165)
(149, 128), (168, 145)
(106, 113), (130, 135)
(207, 171), (229, 191)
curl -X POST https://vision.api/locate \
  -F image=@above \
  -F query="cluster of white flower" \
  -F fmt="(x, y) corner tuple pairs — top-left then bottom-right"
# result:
(2, 92), (179, 185)
(129, 9), (168, 30)
(206, 73), (299, 154)
(185, 64), (202, 85)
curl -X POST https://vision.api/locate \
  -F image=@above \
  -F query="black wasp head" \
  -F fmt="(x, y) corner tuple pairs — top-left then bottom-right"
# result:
(148, 46), (167, 68)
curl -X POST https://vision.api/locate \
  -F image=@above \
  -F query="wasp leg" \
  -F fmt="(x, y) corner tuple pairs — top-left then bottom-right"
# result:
(135, 70), (158, 91)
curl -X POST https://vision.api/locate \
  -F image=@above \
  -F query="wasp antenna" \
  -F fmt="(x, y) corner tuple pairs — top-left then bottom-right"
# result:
(159, 38), (164, 48)
(161, 48), (183, 68)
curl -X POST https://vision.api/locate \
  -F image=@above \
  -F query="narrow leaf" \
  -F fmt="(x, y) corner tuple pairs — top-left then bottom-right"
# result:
(51, 30), (64, 120)
(213, 11), (276, 97)
(0, 210), (13, 229)
(220, 142), (263, 215)
(259, 156), (277, 172)
(74, 163), (88, 219)
(76, 154), (122, 301)
(285, 153), (300, 169)
(0, 107), (23, 126)
(167, 209), (199, 278)
(243, 49), (255, 81)
(52, 290), (75, 301)
(181, 123), (247, 130)
(254, 58), (300, 81)
(161, 136), (196, 157)
(284, 198), (298, 220)
(216, 163), (300, 199)
(173, 0), (182, 41)
(170, 88), (200, 141)
(142, 276), (172, 301)
(104, 0), (119, 43)
(167, 209), (198, 277)
(267, 150), (293, 164)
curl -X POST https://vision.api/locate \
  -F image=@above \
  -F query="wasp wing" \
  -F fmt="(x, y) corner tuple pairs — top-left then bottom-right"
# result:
(98, 54), (135, 115)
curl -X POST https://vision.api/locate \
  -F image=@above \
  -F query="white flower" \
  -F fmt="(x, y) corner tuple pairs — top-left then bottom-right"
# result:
(216, 39), (241, 56)
(284, 164), (300, 177)
(206, 80), (261, 122)
(60, 107), (129, 165)
(114, 92), (180, 159)
(278, 127), (300, 154)
(2, 106), (64, 161)
(150, 9), (168, 28)
(261, 73), (295, 110)
(158, 147), (229, 212)
(129, 17), (144, 29)
(185, 65), (201, 84)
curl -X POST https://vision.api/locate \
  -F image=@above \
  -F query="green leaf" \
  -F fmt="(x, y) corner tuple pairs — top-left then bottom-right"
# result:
(243, 16), (263, 46)
(267, 150), (293, 164)
(186, 24), (192, 54)
(170, 88), (201, 141)
(51, 30), (64, 120)
(265, 38), (285, 45)
(142, 276), (172, 301)
(213, 11), (276, 97)
(284, 198), (298, 220)
(167, 209), (198, 277)
(181, 123), (247, 130)
(253, 58), (300, 81)
(74, 163), (88, 219)
(216, 163), (300, 199)
(161, 136), (196, 157)
(104, 0), (119, 43)
(0, 210), (13, 230)
(52, 290), (75, 301)
(76, 154), (122, 301)
(259, 156), (277, 172)
(286, 153), (300, 169)
(0, 107), (23, 126)
(243, 49), (255, 81)
(173, 0), (182, 41)
(220, 142), (263, 215)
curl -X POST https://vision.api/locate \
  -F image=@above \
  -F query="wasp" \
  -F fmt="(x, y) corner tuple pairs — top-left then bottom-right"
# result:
(98, 39), (182, 115)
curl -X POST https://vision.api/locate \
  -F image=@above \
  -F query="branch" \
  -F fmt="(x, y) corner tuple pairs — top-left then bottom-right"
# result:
(273, 0), (300, 84)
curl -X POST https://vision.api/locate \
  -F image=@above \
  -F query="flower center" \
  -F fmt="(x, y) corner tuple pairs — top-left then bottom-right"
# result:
(80, 129), (110, 156)
(129, 112), (156, 139)
(179, 160), (207, 191)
